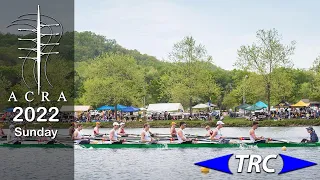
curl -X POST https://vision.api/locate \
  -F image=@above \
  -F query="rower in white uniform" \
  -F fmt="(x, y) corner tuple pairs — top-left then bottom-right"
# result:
(177, 122), (192, 144)
(141, 123), (157, 143)
(109, 122), (122, 144)
(7, 124), (21, 144)
(209, 121), (230, 143)
(210, 121), (224, 140)
(73, 124), (90, 144)
(249, 121), (265, 143)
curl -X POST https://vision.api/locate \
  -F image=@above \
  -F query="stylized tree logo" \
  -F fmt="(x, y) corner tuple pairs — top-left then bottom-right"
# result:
(7, 5), (63, 95)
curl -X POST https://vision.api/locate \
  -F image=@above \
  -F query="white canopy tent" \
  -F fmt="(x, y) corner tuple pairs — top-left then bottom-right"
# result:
(192, 103), (210, 109)
(147, 103), (184, 112)
(60, 105), (93, 112)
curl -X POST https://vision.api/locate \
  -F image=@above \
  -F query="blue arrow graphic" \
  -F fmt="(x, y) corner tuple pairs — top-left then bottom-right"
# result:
(279, 154), (317, 174)
(194, 154), (233, 174)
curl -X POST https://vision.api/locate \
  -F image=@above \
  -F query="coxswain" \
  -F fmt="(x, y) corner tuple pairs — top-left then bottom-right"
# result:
(141, 123), (157, 143)
(7, 124), (21, 144)
(205, 125), (213, 137)
(0, 123), (6, 138)
(68, 122), (75, 137)
(170, 122), (177, 137)
(109, 122), (122, 144)
(249, 121), (265, 143)
(177, 122), (192, 144)
(301, 127), (319, 143)
(118, 122), (127, 137)
(94, 122), (104, 137)
(72, 124), (90, 144)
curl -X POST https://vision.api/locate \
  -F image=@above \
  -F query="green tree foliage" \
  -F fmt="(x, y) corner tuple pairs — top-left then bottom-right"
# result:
(168, 36), (220, 113)
(312, 55), (320, 73)
(77, 53), (145, 107)
(235, 29), (296, 113)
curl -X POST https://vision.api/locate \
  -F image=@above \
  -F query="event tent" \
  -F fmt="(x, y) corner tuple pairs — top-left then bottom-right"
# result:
(60, 105), (92, 112)
(245, 104), (264, 111)
(96, 104), (128, 111)
(147, 103), (184, 112)
(235, 103), (251, 110)
(192, 103), (210, 109)
(97, 105), (114, 110)
(255, 101), (268, 109)
(122, 106), (140, 112)
(291, 100), (310, 107)
(275, 100), (291, 108)
(116, 104), (128, 110)
(5, 108), (14, 112)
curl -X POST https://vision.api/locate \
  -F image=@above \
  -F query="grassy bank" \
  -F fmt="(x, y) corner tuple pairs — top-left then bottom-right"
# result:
(2, 117), (320, 129)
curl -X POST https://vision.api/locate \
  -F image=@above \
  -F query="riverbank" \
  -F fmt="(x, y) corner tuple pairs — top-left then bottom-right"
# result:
(3, 117), (320, 128)
(87, 118), (319, 128)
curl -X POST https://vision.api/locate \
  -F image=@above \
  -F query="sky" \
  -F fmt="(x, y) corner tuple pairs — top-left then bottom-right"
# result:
(75, 0), (320, 70)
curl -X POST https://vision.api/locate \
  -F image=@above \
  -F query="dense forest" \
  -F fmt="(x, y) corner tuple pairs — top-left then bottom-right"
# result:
(0, 29), (319, 111)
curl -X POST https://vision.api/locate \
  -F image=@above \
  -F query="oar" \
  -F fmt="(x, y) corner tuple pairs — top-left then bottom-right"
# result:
(83, 134), (107, 137)
(225, 137), (251, 140)
(55, 140), (73, 146)
(267, 138), (295, 143)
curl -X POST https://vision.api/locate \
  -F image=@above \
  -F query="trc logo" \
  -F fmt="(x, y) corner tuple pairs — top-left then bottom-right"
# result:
(195, 154), (317, 175)
(236, 154), (277, 173)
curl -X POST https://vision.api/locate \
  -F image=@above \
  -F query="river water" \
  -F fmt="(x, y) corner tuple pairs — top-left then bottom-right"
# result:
(74, 127), (320, 180)
(1, 127), (320, 180)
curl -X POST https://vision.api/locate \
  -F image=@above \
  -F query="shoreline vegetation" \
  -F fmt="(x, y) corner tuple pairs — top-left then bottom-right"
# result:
(4, 118), (320, 129)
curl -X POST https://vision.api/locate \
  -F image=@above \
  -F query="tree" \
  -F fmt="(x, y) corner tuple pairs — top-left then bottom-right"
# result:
(74, 31), (117, 61)
(235, 29), (296, 115)
(169, 36), (219, 114)
(270, 68), (294, 104)
(76, 53), (144, 107)
(311, 55), (320, 73)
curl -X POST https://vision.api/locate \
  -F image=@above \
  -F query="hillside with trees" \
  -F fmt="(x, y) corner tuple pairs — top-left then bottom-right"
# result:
(0, 30), (319, 110)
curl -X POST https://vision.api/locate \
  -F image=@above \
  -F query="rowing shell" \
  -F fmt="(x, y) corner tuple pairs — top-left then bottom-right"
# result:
(1, 142), (319, 148)
(78, 142), (320, 148)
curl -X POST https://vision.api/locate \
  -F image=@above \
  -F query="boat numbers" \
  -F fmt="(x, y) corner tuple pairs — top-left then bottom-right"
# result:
(12, 107), (59, 122)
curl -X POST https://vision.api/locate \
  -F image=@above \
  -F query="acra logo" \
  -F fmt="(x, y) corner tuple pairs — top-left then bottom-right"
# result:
(195, 154), (317, 175)
(5, 5), (67, 138)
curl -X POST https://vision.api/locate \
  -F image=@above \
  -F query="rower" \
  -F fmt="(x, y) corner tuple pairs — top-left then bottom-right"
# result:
(7, 124), (21, 144)
(109, 122), (122, 144)
(94, 122), (104, 137)
(72, 124), (90, 144)
(249, 121), (265, 143)
(210, 121), (230, 143)
(0, 123), (6, 138)
(170, 122), (177, 137)
(177, 122), (192, 144)
(301, 127), (319, 143)
(141, 123), (157, 143)
(205, 125), (213, 137)
(118, 122), (127, 137)
(68, 122), (75, 137)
